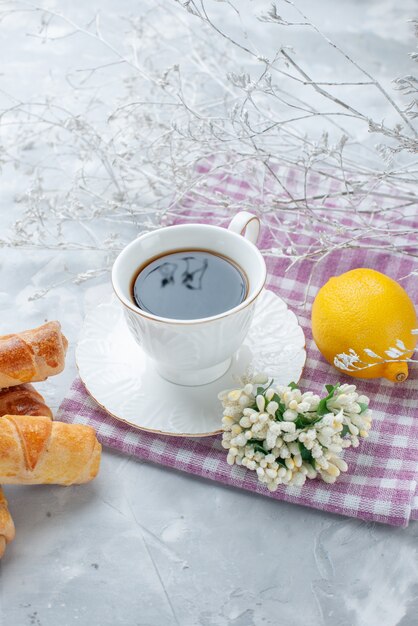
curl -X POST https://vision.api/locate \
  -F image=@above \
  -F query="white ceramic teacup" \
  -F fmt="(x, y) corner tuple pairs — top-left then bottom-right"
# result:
(112, 212), (266, 386)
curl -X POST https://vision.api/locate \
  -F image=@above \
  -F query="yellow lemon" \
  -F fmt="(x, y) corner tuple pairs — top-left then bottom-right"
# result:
(311, 268), (417, 382)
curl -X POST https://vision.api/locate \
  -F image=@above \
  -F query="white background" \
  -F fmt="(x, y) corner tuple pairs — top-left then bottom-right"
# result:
(0, 1), (417, 625)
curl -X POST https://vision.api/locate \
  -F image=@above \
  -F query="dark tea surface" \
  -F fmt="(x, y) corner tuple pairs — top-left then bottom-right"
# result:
(132, 250), (247, 320)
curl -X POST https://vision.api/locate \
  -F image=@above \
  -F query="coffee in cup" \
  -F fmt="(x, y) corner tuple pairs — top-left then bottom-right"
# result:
(131, 249), (248, 320)
(112, 212), (266, 386)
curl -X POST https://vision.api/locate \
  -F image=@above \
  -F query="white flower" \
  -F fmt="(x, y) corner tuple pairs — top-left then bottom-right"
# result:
(239, 394), (252, 407)
(285, 457), (295, 470)
(222, 416), (235, 428)
(291, 472), (306, 487)
(318, 426), (334, 438)
(329, 456), (348, 472)
(288, 442), (300, 456)
(266, 468), (278, 479)
(256, 395), (265, 412)
(252, 373), (269, 384)
(358, 395), (369, 406)
(294, 454), (303, 468)
(232, 433), (247, 447)
(302, 463), (317, 480)
(277, 467), (287, 479)
(219, 372), (371, 492)
(227, 389), (242, 402)
(317, 432), (331, 447)
(311, 443), (323, 459)
(266, 401), (279, 415)
(364, 348), (380, 359)
(281, 422), (296, 433)
(339, 384), (354, 392)
(385, 347), (403, 358)
(334, 350), (360, 371)
(223, 405), (242, 418)
(325, 462), (340, 478)
(266, 431), (278, 450)
(283, 432), (299, 442)
(268, 422), (281, 435)
(283, 409), (298, 421)
(321, 473), (337, 484)
(265, 388), (275, 401)
(314, 456), (329, 470)
(239, 416), (252, 428)
(279, 445), (290, 459)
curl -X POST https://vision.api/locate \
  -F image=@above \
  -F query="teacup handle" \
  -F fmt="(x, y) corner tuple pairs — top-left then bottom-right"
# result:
(228, 211), (260, 245)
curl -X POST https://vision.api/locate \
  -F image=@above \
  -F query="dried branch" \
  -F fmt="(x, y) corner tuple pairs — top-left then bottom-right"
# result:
(0, 0), (416, 295)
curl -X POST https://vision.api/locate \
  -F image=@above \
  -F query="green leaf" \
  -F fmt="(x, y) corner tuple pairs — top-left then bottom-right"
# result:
(341, 425), (350, 437)
(317, 383), (340, 416)
(278, 402), (287, 418)
(246, 439), (267, 455)
(295, 415), (310, 428)
(255, 379), (273, 396)
(358, 402), (368, 414)
(317, 399), (328, 417)
(288, 382), (299, 390)
(295, 413), (320, 429)
(266, 392), (286, 421)
(298, 442), (314, 463)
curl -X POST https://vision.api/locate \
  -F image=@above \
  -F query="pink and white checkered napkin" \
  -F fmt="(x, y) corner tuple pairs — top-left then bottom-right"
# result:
(57, 165), (418, 527)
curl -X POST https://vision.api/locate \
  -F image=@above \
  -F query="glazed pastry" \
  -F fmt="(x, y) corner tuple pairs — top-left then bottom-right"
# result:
(0, 488), (15, 558)
(0, 385), (53, 558)
(0, 415), (101, 485)
(0, 383), (53, 419)
(0, 321), (68, 389)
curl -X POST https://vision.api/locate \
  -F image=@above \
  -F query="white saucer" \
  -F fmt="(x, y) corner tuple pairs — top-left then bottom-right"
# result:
(76, 290), (306, 437)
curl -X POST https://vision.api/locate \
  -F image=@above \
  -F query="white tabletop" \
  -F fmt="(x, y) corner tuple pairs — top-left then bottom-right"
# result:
(1, 1), (417, 625)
